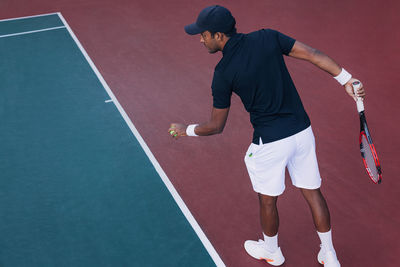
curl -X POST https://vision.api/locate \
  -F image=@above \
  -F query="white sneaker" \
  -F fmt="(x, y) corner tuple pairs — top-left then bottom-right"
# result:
(317, 246), (341, 267)
(244, 239), (285, 266)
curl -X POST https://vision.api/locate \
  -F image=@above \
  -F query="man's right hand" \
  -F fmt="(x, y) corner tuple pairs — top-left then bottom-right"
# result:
(344, 78), (365, 101)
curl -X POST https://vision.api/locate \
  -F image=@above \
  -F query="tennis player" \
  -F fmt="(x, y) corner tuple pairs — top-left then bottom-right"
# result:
(169, 5), (365, 267)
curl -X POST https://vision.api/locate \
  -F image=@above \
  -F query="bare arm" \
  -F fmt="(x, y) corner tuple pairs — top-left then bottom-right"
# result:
(289, 41), (342, 76)
(289, 41), (365, 100)
(168, 107), (229, 139)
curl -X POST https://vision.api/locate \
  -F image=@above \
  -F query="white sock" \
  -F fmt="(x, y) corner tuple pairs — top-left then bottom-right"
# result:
(317, 230), (335, 252)
(263, 233), (278, 253)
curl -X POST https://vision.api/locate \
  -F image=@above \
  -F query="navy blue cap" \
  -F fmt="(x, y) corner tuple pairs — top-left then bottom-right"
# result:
(184, 5), (236, 35)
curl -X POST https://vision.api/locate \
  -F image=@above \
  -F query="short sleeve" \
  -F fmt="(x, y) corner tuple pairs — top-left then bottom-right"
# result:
(270, 29), (296, 55)
(211, 70), (232, 109)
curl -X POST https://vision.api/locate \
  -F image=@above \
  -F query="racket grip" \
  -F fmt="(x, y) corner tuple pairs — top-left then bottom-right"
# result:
(352, 81), (364, 112)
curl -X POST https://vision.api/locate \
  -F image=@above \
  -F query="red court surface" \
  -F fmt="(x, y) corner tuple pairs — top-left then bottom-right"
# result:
(2, 1), (399, 266)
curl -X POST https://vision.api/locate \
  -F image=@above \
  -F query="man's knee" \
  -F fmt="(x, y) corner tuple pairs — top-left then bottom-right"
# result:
(258, 193), (278, 208)
(300, 187), (322, 199)
(300, 188), (329, 209)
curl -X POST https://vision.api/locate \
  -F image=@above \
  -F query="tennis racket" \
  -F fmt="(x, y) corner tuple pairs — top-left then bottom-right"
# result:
(352, 81), (382, 184)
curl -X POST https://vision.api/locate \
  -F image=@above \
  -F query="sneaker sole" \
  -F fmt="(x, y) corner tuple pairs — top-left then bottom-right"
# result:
(260, 257), (285, 266)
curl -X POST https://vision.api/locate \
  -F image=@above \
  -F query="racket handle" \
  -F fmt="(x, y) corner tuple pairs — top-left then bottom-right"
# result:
(352, 81), (364, 112)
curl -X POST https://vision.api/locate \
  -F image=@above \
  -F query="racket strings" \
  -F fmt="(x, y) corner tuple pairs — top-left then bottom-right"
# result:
(360, 134), (381, 183)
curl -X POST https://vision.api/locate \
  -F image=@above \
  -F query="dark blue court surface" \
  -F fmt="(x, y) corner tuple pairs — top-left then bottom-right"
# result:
(0, 14), (218, 267)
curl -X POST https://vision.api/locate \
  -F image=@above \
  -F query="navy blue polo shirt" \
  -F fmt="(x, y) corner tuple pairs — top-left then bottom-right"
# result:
(211, 29), (311, 144)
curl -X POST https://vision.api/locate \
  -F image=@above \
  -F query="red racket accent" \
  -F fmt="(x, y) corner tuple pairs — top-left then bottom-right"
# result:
(359, 131), (382, 184)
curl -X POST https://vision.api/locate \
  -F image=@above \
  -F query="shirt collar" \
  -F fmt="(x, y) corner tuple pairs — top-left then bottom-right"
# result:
(222, 33), (242, 55)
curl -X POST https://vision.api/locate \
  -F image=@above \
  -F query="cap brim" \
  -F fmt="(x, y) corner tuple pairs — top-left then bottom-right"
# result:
(184, 23), (204, 35)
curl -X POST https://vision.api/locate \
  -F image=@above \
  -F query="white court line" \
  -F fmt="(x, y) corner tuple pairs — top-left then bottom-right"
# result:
(57, 12), (225, 267)
(0, 26), (66, 38)
(104, 99), (113, 103)
(0, 12), (58, 22)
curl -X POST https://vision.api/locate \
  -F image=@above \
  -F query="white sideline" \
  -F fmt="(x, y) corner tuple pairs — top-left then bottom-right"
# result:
(57, 12), (225, 267)
(0, 26), (65, 38)
(0, 13), (58, 22)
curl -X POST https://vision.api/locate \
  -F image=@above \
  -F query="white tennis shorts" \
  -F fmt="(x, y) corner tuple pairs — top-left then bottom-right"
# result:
(244, 126), (321, 196)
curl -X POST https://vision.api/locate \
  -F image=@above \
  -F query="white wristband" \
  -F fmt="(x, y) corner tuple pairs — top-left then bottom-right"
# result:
(334, 68), (352, 85)
(186, 124), (199, 137)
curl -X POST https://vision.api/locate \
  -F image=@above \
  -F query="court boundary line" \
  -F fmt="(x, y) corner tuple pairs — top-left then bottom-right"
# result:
(0, 12), (59, 22)
(57, 12), (225, 267)
(0, 26), (66, 39)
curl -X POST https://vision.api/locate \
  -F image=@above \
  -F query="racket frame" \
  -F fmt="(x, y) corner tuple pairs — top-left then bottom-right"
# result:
(358, 111), (382, 184)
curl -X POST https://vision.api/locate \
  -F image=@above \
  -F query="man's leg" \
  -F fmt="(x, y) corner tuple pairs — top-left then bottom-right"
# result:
(300, 188), (330, 232)
(258, 193), (280, 254)
(258, 193), (279, 236)
(243, 138), (289, 265)
(301, 188), (340, 266)
(244, 193), (285, 266)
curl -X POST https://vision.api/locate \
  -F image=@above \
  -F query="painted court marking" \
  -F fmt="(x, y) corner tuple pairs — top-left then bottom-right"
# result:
(0, 13), (59, 22)
(0, 26), (66, 38)
(57, 12), (225, 266)
(0, 13), (225, 266)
